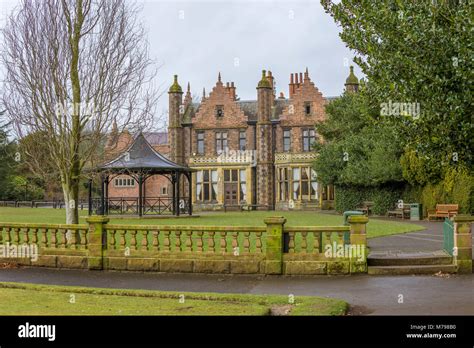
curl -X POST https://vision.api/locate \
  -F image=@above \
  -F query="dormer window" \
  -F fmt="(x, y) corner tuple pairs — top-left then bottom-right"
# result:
(215, 105), (224, 118)
(305, 102), (311, 116)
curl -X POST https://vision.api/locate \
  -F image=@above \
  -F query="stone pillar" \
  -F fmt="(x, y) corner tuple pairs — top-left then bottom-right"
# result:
(348, 215), (368, 273)
(168, 75), (184, 165)
(264, 216), (286, 274)
(256, 70), (275, 209)
(453, 215), (472, 274)
(86, 216), (109, 270)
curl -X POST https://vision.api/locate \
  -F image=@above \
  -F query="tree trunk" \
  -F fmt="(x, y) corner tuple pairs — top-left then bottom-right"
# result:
(62, 180), (79, 225)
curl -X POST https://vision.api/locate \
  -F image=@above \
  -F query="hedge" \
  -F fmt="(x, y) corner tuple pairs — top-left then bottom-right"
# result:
(334, 185), (404, 215)
(335, 169), (473, 216)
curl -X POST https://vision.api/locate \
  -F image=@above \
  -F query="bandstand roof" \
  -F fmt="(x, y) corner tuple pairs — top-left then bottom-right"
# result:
(97, 132), (192, 173)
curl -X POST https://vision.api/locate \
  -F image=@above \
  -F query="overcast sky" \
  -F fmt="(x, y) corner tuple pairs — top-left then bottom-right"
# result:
(0, 0), (361, 124)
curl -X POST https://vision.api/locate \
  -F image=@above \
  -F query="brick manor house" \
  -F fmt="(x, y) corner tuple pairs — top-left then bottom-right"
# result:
(105, 67), (359, 211)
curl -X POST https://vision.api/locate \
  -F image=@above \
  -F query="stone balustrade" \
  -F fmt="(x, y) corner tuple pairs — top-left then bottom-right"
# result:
(0, 223), (88, 250)
(0, 216), (370, 275)
(104, 224), (266, 255)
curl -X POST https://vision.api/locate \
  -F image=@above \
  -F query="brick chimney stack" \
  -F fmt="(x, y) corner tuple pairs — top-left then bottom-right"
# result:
(289, 73), (295, 98)
(225, 82), (237, 101)
(230, 82), (236, 100)
(266, 71), (275, 98)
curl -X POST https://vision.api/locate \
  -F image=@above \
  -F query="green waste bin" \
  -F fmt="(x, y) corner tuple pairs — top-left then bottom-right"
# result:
(410, 203), (422, 221)
(343, 211), (364, 244)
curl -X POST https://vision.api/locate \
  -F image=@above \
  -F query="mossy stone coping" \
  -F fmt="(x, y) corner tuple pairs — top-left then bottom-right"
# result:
(453, 215), (474, 223)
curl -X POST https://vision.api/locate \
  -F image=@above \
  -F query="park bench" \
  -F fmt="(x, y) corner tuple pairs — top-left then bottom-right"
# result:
(223, 204), (270, 212)
(387, 203), (410, 219)
(241, 204), (270, 211)
(356, 201), (374, 215)
(427, 204), (458, 221)
(33, 201), (55, 208)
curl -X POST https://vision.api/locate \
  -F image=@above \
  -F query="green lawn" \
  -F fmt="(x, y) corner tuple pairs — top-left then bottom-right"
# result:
(0, 207), (424, 238)
(0, 282), (347, 316)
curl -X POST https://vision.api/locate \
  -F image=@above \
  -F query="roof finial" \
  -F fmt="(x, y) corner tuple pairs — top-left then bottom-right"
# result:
(304, 67), (309, 80)
(187, 82), (190, 92)
(257, 69), (271, 89)
(218, 72), (221, 82)
(203, 87), (206, 98)
(169, 74), (183, 93)
(345, 65), (359, 86)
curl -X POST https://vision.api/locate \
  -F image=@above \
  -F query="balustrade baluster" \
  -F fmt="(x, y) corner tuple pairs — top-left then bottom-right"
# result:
(5, 227), (11, 244)
(109, 230), (117, 250)
(288, 232), (295, 253)
(313, 232), (320, 254)
(337, 232), (344, 246)
(243, 232), (250, 253)
(152, 231), (159, 251)
(60, 229), (67, 248)
(41, 228), (48, 248)
(14, 228), (20, 244)
(119, 230), (127, 249)
(142, 230), (149, 251)
(324, 232), (332, 250)
(232, 232), (238, 254)
(23, 228), (30, 244)
(68, 229), (77, 249)
(196, 231), (203, 252)
(175, 231), (182, 251)
(163, 231), (171, 251)
(208, 231), (215, 253)
(131, 230), (138, 250)
(255, 232), (263, 253)
(51, 228), (57, 248)
(80, 229), (87, 249)
(220, 232), (227, 253)
(301, 232), (308, 253)
(185, 231), (192, 252)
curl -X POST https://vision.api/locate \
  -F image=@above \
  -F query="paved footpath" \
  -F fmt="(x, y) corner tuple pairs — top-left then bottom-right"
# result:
(368, 219), (474, 257)
(0, 268), (472, 315)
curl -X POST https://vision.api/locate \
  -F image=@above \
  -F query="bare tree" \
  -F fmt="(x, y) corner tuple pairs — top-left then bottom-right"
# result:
(1, 0), (159, 223)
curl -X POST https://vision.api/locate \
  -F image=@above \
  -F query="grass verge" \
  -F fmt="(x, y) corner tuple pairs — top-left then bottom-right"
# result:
(0, 281), (347, 316)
